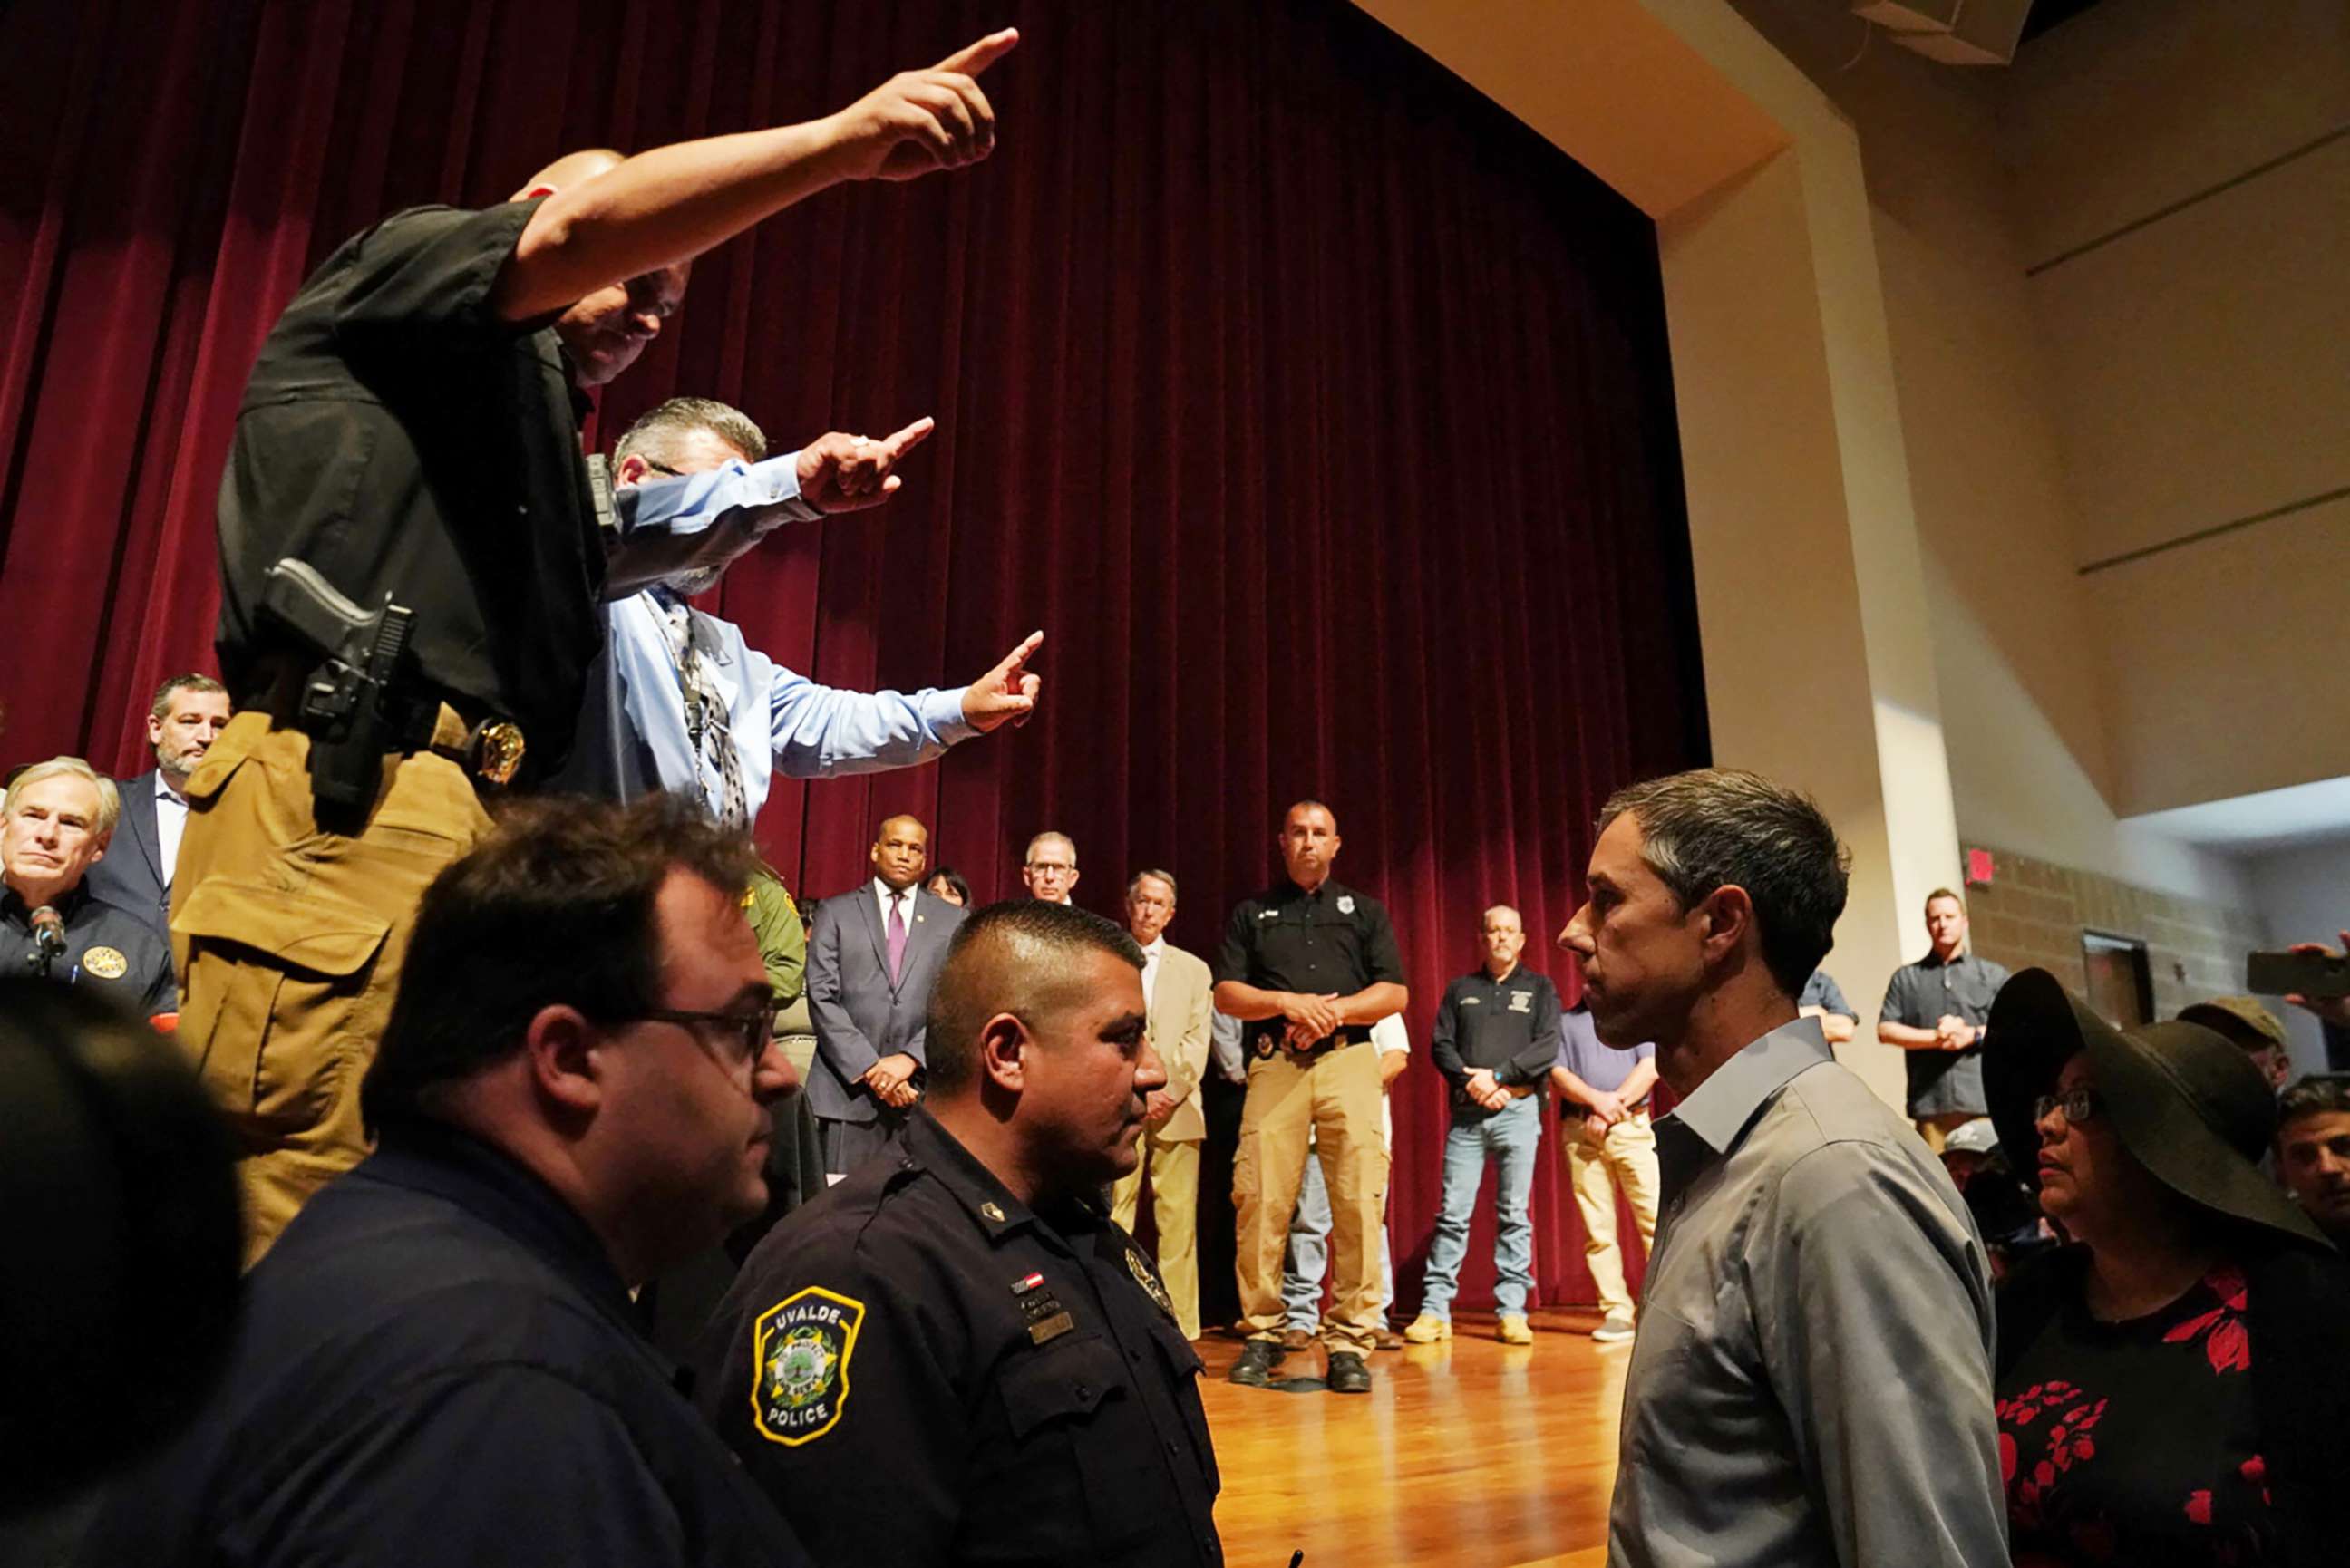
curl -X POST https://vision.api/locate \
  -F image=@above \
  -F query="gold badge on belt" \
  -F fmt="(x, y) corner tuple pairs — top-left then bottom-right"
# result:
(469, 721), (527, 788)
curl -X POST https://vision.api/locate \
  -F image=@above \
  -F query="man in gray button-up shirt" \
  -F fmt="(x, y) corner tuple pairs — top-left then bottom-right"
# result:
(1558, 769), (2004, 1568)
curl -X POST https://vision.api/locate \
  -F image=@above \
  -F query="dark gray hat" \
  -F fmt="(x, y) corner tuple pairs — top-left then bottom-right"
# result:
(1984, 967), (2329, 1251)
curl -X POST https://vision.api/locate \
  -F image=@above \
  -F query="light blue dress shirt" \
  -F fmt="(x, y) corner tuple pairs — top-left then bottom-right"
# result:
(556, 457), (976, 813)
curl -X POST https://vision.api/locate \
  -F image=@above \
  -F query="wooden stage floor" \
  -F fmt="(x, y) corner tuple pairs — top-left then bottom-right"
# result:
(1199, 1306), (1627, 1568)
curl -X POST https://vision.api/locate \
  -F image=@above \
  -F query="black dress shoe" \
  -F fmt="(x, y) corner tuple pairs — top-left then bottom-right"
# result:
(1326, 1351), (1372, 1394)
(1228, 1341), (1286, 1387)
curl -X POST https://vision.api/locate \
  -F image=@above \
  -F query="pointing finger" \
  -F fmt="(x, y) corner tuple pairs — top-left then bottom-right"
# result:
(878, 416), (937, 463)
(934, 27), (1019, 78)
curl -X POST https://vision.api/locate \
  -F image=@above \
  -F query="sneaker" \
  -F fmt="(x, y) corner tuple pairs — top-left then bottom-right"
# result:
(1326, 1351), (1372, 1394)
(1228, 1341), (1286, 1386)
(1277, 1327), (1316, 1352)
(1591, 1312), (1636, 1344)
(1497, 1314), (1534, 1345)
(1401, 1313), (1452, 1344)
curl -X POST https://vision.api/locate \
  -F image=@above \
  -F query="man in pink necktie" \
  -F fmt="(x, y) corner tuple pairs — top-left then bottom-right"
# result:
(805, 814), (969, 1178)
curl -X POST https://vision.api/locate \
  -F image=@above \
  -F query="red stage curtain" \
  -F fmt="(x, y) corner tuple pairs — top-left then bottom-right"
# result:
(2, 0), (1705, 1314)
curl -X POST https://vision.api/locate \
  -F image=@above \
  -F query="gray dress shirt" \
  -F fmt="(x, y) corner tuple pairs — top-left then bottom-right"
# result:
(1610, 1018), (2005, 1568)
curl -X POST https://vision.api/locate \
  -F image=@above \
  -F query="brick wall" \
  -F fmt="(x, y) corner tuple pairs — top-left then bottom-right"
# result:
(1960, 847), (2268, 1018)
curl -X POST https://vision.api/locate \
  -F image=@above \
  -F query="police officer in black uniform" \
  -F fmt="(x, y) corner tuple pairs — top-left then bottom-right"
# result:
(76, 795), (812, 1567)
(697, 901), (1223, 1568)
(3, 759), (174, 1016)
(1215, 799), (1408, 1391)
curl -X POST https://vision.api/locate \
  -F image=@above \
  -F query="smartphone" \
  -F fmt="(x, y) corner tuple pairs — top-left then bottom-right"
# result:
(2246, 950), (2350, 999)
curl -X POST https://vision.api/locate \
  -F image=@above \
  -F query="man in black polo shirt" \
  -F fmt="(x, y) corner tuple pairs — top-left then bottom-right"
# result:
(1405, 905), (1559, 1345)
(3, 759), (174, 1018)
(1215, 799), (1409, 1393)
(175, 30), (1024, 1263)
(78, 795), (812, 1567)
(697, 901), (1222, 1567)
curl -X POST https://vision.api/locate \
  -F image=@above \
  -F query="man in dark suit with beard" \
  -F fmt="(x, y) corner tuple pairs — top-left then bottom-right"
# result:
(87, 674), (231, 938)
(805, 814), (966, 1179)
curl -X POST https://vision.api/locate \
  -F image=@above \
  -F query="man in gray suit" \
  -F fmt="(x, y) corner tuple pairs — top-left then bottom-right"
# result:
(88, 674), (231, 937)
(806, 813), (966, 1178)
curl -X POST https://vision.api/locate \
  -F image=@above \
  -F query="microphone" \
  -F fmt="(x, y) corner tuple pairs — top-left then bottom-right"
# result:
(29, 905), (66, 968)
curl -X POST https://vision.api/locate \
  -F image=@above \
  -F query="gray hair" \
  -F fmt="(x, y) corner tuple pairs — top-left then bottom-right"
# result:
(4, 758), (121, 838)
(1481, 905), (1522, 931)
(615, 396), (769, 469)
(1598, 769), (1850, 999)
(1024, 831), (1077, 867)
(1127, 867), (1179, 903)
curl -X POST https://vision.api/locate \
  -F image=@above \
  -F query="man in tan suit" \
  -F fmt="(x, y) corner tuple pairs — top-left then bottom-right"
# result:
(1109, 867), (1214, 1338)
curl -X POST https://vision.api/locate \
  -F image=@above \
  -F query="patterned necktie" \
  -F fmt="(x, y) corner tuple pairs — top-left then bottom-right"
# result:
(887, 893), (908, 985)
(663, 598), (750, 829)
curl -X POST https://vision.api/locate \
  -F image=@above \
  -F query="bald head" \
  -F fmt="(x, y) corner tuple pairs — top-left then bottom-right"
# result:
(511, 148), (626, 201)
(925, 902), (1145, 1097)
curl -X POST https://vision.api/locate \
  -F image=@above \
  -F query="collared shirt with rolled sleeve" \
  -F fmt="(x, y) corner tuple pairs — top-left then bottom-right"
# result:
(1880, 951), (2012, 1118)
(1430, 964), (1560, 1114)
(556, 588), (973, 815)
(1611, 1018), (2004, 1568)
(695, 1110), (1222, 1568)
(1211, 878), (1404, 1056)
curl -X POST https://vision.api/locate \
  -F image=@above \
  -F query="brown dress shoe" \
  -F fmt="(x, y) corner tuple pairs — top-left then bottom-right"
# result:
(1278, 1327), (1315, 1352)
(1374, 1328), (1406, 1351)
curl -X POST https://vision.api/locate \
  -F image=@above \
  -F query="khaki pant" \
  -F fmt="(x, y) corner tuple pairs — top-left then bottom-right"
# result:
(1233, 1040), (1388, 1354)
(1111, 1129), (1203, 1339)
(1566, 1108), (1661, 1318)
(171, 711), (490, 1267)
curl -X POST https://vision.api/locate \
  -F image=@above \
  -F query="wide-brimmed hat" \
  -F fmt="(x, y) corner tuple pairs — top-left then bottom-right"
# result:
(1984, 968), (2328, 1250)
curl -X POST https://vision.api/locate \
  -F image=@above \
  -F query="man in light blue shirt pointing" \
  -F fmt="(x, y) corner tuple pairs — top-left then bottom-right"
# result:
(558, 396), (1043, 820)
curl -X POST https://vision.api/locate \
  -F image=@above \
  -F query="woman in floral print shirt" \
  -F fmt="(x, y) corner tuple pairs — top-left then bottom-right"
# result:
(1982, 971), (2350, 1568)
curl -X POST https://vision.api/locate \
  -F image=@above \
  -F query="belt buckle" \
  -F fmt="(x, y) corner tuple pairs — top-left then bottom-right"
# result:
(467, 721), (527, 788)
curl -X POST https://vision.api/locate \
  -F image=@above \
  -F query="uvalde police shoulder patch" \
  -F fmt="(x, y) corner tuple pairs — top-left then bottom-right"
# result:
(750, 1286), (866, 1447)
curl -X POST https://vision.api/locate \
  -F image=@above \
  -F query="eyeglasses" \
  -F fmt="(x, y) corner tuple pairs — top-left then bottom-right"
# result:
(1026, 862), (1075, 876)
(2034, 1088), (2104, 1126)
(620, 1006), (775, 1073)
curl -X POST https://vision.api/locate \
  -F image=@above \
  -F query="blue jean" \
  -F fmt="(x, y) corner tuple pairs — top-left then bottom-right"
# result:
(1417, 1093), (1541, 1320)
(1282, 1145), (1393, 1331)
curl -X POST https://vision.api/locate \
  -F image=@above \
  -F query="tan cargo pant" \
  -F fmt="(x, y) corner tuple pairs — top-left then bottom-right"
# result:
(1566, 1108), (1662, 1318)
(170, 711), (490, 1268)
(1233, 1040), (1388, 1354)
(1111, 1128), (1204, 1339)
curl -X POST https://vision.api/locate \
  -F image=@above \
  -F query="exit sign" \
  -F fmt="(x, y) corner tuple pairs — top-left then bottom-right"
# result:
(1965, 847), (1996, 887)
